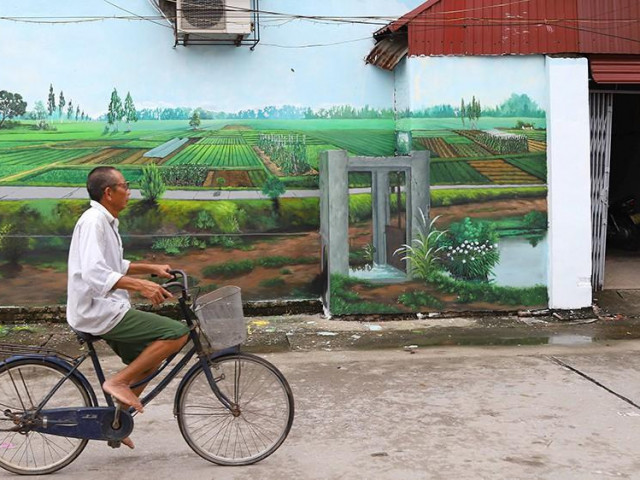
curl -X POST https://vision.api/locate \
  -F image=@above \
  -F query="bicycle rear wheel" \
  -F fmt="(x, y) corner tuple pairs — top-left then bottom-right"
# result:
(177, 352), (294, 466)
(0, 358), (92, 475)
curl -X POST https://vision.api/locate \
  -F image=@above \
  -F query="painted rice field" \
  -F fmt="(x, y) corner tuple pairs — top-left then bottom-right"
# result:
(506, 156), (547, 179)
(68, 148), (147, 165)
(0, 148), (96, 179)
(306, 130), (395, 156)
(417, 137), (458, 158)
(468, 159), (540, 184)
(163, 143), (263, 168)
(430, 161), (489, 184)
(20, 166), (144, 185)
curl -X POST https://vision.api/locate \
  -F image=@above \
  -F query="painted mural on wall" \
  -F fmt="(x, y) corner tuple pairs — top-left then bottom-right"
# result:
(0, 2), (547, 314)
(0, 0), (427, 307)
(329, 56), (549, 315)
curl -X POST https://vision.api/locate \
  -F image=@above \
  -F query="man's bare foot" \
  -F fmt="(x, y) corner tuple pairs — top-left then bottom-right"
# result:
(103, 380), (144, 413)
(121, 437), (135, 449)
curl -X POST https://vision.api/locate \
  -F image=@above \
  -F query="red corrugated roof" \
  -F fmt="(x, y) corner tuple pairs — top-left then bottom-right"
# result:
(372, 0), (640, 57)
(591, 55), (640, 83)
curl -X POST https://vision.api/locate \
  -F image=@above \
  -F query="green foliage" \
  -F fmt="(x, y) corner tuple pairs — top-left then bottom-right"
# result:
(140, 163), (165, 203)
(349, 194), (372, 223)
(259, 277), (285, 288)
(439, 217), (500, 281)
(161, 165), (208, 187)
(280, 268), (292, 275)
(194, 210), (216, 231)
(523, 211), (547, 230)
(476, 132), (528, 154)
(394, 212), (447, 281)
(202, 255), (317, 279)
(189, 111), (201, 129)
(398, 291), (444, 310)
(261, 176), (286, 200)
(257, 256), (316, 268)
(515, 120), (535, 129)
(329, 274), (400, 315)
(0, 90), (27, 129)
(0, 223), (34, 265)
(431, 187), (546, 207)
(428, 271), (548, 306)
(202, 259), (254, 278)
(151, 236), (206, 255)
(258, 134), (310, 175)
(107, 88), (123, 130)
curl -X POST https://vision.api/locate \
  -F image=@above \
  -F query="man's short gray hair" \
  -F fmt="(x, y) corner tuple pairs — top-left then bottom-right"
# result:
(87, 166), (118, 202)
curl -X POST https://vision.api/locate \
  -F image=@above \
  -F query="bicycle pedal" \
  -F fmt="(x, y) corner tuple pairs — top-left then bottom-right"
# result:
(107, 440), (121, 449)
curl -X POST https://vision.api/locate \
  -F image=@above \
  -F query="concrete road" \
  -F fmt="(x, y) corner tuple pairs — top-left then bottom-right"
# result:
(6, 341), (640, 479)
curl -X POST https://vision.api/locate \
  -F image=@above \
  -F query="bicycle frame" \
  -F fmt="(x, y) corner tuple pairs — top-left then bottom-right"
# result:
(3, 270), (239, 431)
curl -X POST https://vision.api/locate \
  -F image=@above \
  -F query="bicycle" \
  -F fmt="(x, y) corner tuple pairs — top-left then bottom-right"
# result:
(0, 270), (295, 475)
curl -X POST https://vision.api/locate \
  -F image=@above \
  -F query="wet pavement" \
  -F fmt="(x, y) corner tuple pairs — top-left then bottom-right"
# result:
(3, 306), (640, 356)
(3, 343), (640, 479)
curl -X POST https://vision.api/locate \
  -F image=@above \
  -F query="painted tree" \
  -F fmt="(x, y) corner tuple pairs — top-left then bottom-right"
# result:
(261, 176), (286, 217)
(0, 90), (27, 129)
(33, 101), (47, 129)
(460, 98), (466, 127)
(123, 92), (138, 128)
(58, 91), (65, 120)
(81, 110), (86, 121)
(189, 111), (201, 129)
(67, 99), (74, 120)
(107, 88), (123, 131)
(47, 84), (56, 119)
(466, 96), (481, 129)
(76, 106), (80, 121)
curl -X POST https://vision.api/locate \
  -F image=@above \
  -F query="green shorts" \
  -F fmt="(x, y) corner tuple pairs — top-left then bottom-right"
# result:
(102, 309), (190, 365)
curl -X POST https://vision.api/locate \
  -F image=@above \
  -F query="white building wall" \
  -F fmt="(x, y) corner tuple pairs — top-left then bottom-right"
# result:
(545, 56), (593, 308)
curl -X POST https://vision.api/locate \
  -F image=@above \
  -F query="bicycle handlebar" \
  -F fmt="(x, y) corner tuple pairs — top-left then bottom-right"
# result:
(161, 269), (189, 294)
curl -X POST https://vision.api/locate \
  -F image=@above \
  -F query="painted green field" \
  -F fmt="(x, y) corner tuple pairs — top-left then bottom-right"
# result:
(0, 148), (96, 179)
(21, 166), (144, 185)
(306, 130), (395, 156)
(431, 161), (490, 184)
(505, 155), (547, 179)
(164, 143), (262, 168)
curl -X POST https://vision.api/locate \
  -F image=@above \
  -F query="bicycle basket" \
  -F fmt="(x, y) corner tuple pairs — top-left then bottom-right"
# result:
(192, 286), (246, 351)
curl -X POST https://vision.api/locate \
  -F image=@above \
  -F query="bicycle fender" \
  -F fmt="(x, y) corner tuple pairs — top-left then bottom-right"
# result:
(0, 355), (99, 407)
(173, 348), (240, 416)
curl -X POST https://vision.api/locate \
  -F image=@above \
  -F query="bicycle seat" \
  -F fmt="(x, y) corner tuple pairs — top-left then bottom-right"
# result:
(72, 329), (102, 344)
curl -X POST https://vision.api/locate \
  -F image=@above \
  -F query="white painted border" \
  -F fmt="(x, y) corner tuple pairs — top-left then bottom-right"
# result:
(546, 56), (592, 308)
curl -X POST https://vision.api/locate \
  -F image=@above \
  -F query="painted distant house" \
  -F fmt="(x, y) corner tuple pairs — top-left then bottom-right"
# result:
(0, 0), (638, 316)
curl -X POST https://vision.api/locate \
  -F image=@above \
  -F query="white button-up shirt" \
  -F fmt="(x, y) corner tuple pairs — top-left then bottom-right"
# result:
(66, 200), (131, 335)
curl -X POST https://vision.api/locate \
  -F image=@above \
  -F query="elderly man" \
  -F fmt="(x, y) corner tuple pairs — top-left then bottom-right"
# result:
(67, 166), (189, 449)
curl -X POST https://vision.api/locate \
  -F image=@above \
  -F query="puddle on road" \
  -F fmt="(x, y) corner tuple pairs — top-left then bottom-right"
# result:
(547, 334), (593, 346)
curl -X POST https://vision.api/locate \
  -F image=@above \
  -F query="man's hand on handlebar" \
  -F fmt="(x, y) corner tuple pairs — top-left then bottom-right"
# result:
(137, 279), (173, 305)
(148, 264), (173, 279)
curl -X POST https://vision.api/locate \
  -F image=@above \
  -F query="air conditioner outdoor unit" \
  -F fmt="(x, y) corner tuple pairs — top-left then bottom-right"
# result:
(176, 0), (253, 37)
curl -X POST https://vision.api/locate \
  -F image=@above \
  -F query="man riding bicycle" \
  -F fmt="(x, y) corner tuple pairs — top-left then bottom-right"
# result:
(66, 166), (189, 449)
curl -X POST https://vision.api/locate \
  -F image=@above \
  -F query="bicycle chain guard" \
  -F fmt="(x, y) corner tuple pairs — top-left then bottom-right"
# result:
(29, 407), (134, 442)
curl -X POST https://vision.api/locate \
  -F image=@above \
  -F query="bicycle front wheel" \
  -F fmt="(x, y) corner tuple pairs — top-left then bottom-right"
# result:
(177, 353), (294, 466)
(0, 358), (92, 475)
